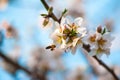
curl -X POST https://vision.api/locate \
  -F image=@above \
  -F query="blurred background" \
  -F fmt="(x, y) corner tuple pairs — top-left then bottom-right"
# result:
(0, 0), (120, 80)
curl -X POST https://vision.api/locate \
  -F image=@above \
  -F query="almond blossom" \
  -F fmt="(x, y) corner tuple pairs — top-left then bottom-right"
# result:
(51, 17), (87, 54)
(0, 0), (8, 11)
(87, 26), (114, 58)
(2, 21), (18, 39)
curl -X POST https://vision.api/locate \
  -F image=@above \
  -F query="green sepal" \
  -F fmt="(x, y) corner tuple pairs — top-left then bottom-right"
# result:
(62, 8), (68, 16)
(102, 27), (106, 35)
(41, 14), (48, 17)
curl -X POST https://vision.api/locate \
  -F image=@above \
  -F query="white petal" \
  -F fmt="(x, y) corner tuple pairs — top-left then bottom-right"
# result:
(77, 27), (87, 37)
(96, 54), (103, 59)
(93, 43), (99, 49)
(77, 27), (86, 33)
(103, 33), (110, 39)
(103, 42), (112, 48)
(60, 25), (65, 32)
(74, 17), (83, 26)
(103, 33), (115, 41)
(60, 39), (66, 49)
(65, 24), (71, 31)
(66, 42), (72, 47)
(72, 38), (80, 47)
(61, 17), (71, 26)
(66, 17), (71, 25)
(105, 48), (110, 56)
(95, 32), (102, 40)
(51, 29), (61, 40)
(61, 17), (66, 25)
(55, 22), (60, 28)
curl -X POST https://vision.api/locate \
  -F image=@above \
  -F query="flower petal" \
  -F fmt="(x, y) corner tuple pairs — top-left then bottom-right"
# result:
(72, 38), (80, 47)
(55, 22), (60, 28)
(61, 17), (66, 25)
(60, 38), (66, 49)
(77, 27), (87, 37)
(74, 17), (83, 26)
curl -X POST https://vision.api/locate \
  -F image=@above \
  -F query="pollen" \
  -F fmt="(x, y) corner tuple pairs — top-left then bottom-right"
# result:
(97, 38), (107, 46)
(97, 47), (104, 54)
(89, 35), (96, 42)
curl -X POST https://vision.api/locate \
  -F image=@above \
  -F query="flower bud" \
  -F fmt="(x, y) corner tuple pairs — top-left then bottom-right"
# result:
(97, 25), (102, 33)
(43, 18), (49, 27)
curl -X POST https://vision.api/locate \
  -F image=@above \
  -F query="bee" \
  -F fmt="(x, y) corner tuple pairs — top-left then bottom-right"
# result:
(46, 45), (56, 51)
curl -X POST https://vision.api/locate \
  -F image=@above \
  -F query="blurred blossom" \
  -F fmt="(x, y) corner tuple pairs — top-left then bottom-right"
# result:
(92, 64), (120, 80)
(104, 19), (114, 32)
(0, 0), (8, 11)
(85, 53), (120, 80)
(98, 74), (115, 80)
(66, 66), (90, 80)
(2, 21), (18, 39)
(97, 66), (120, 80)
(27, 46), (65, 78)
(0, 60), (18, 74)
(68, 0), (85, 18)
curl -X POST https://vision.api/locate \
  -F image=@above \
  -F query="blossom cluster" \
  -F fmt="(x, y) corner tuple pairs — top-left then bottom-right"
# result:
(87, 26), (114, 58)
(51, 17), (87, 54)
(41, 16), (114, 58)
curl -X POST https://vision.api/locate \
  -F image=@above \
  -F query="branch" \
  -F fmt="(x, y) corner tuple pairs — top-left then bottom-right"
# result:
(40, 0), (60, 22)
(93, 56), (119, 80)
(83, 44), (119, 80)
(40, 0), (119, 80)
(0, 51), (46, 80)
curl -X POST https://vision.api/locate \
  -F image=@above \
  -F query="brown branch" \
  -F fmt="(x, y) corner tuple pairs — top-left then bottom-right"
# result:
(83, 44), (119, 80)
(40, 0), (119, 80)
(40, 0), (60, 22)
(0, 51), (46, 80)
(93, 56), (119, 80)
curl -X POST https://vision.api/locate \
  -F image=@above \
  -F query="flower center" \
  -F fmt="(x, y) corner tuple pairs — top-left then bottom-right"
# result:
(69, 29), (77, 37)
(89, 35), (96, 42)
(97, 38), (107, 46)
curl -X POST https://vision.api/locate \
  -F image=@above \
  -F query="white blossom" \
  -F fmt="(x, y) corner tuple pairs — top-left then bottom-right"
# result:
(87, 27), (114, 58)
(51, 17), (87, 54)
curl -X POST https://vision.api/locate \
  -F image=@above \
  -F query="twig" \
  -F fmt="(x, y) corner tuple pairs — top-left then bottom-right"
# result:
(83, 44), (119, 80)
(40, 0), (120, 80)
(40, 0), (60, 22)
(0, 51), (46, 80)
(93, 56), (119, 80)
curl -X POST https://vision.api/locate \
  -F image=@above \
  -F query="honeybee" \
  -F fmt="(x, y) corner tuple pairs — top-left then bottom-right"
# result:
(46, 45), (56, 51)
